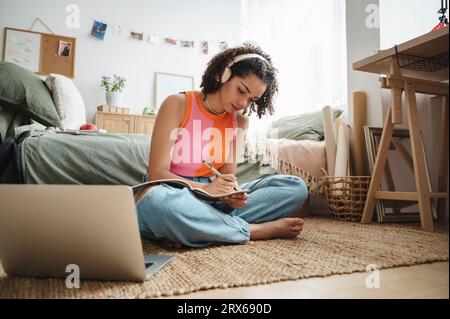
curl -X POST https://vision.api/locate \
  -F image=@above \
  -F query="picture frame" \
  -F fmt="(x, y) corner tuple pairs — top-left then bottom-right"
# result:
(364, 126), (437, 223)
(3, 28), (42, 72)
(58, 40), (72, 57)
(154, 72), (195, 110)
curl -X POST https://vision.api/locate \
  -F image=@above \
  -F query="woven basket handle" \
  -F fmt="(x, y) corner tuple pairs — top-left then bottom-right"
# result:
(320, 167), (328, 177)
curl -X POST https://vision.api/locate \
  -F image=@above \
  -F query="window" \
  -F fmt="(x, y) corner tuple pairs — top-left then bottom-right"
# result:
(241, 0), (347, 133)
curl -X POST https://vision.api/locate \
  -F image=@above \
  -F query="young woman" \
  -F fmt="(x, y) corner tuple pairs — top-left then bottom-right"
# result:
(135, 43), (308, 248)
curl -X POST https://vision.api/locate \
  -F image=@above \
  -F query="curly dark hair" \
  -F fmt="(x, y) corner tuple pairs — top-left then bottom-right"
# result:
(200, 43), (278, 118)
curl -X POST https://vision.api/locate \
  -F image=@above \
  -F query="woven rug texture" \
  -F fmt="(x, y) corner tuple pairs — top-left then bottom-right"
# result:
(0, 217), (448, 298)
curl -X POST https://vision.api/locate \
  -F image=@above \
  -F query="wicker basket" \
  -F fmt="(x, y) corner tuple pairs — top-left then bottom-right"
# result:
(320, 169), (371, 222)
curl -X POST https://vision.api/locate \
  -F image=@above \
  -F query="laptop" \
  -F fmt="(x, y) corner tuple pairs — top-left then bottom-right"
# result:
(0, 184), (173, 282)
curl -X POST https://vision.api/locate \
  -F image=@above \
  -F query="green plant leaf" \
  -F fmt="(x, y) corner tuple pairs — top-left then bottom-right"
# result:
(101, 74), (126, 93)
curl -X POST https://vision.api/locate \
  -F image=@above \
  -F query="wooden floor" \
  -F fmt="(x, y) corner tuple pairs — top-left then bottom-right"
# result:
(161, 261), (449, 299)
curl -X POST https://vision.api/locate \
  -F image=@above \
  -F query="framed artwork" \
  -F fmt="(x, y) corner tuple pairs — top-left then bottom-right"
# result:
(154, 72), (195, 110)
(364, 126), (437, 223)
(3, 28), (41, 72)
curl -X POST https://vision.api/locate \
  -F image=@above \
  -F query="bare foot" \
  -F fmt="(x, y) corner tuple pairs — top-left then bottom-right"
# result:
(249, 218), (304, 240)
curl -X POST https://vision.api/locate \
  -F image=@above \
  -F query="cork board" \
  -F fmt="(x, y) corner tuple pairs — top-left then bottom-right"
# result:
(2, 27), (76, 78)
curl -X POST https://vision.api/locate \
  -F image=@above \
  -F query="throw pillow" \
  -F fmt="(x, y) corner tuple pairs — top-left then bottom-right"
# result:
(0, 62), (61, 127)
(266, 108), (343, 141)
(45, 73), (86, 130)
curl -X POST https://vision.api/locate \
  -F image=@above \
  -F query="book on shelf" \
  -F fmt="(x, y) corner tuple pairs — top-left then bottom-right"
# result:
(132, 178), (251, 201)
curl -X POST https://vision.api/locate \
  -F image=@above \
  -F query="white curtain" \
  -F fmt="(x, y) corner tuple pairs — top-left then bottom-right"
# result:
(241, 0), (348, 133)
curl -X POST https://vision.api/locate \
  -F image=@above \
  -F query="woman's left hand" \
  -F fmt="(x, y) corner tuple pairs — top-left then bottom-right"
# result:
(220, 192), (248, 209)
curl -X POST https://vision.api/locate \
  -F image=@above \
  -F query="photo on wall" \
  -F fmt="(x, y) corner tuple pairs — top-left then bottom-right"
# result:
(165, 37), (177, 45)
(130, 31), (144, 41)
(148, 34), (158, 45)
(180, 40), (195, 48)
(91, 20), (107, 40)
(200, 40), (209, 55)
(218, 40), (229, 51)
(57, 40), (72, 57)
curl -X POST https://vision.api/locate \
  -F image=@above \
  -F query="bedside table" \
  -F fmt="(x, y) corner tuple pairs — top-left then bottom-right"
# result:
(95, 111), (156, 134)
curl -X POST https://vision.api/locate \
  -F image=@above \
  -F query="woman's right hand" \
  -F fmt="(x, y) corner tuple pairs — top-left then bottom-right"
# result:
(201, 174), (237, 195)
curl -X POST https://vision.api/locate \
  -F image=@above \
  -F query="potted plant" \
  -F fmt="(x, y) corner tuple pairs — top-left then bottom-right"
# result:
(100, 74), (126, 106)
(143, 106), (156, 115)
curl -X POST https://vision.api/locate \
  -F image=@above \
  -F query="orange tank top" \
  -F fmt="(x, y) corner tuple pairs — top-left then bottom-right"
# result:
(169, 91), (238, 177)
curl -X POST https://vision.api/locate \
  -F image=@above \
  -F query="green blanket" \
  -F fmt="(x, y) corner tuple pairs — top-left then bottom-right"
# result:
(22, 133), (150, 185)
(20, 132), (268, 185)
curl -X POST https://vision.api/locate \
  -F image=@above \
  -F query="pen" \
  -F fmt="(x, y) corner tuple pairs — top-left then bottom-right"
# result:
(202, 160), (222, 176)
(203, 160), (239, 191)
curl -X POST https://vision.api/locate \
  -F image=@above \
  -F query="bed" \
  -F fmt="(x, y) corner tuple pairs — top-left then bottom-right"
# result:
(1, 61), (340, 197)
(2, 130), (321, 188)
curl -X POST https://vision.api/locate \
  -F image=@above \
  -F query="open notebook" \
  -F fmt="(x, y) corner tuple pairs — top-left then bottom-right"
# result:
(132, 179), (252, 201)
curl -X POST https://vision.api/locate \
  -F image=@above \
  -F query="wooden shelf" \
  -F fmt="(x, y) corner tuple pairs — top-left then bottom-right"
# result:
(94, 111), (155, 134)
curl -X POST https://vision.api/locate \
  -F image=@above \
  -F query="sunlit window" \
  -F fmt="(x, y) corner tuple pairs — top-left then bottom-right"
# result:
(241, 0), (348, 134)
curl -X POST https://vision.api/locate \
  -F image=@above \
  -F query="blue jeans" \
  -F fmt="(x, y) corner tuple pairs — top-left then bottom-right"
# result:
(136, 174), (308, 248)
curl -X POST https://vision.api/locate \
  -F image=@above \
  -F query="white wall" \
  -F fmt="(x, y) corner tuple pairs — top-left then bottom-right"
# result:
(0, 0), (241, 122)
(380, 0), (447, 49)
(346, 0), (382, 129)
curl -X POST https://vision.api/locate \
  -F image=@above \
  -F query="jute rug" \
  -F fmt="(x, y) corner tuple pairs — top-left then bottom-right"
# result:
(0, 217), (448, 298)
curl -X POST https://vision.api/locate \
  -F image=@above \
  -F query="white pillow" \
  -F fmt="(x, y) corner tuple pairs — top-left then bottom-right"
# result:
(45, 74), (86, 130)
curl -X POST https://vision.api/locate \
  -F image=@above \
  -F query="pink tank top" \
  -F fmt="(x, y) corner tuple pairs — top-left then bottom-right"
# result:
(169, 91), (238, 177)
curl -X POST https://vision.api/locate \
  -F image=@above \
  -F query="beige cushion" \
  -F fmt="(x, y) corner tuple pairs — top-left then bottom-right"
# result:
(45, 74), (86, 130)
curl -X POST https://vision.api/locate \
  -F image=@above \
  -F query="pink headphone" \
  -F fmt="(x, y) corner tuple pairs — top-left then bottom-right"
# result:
(221, 53), (269, 83)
